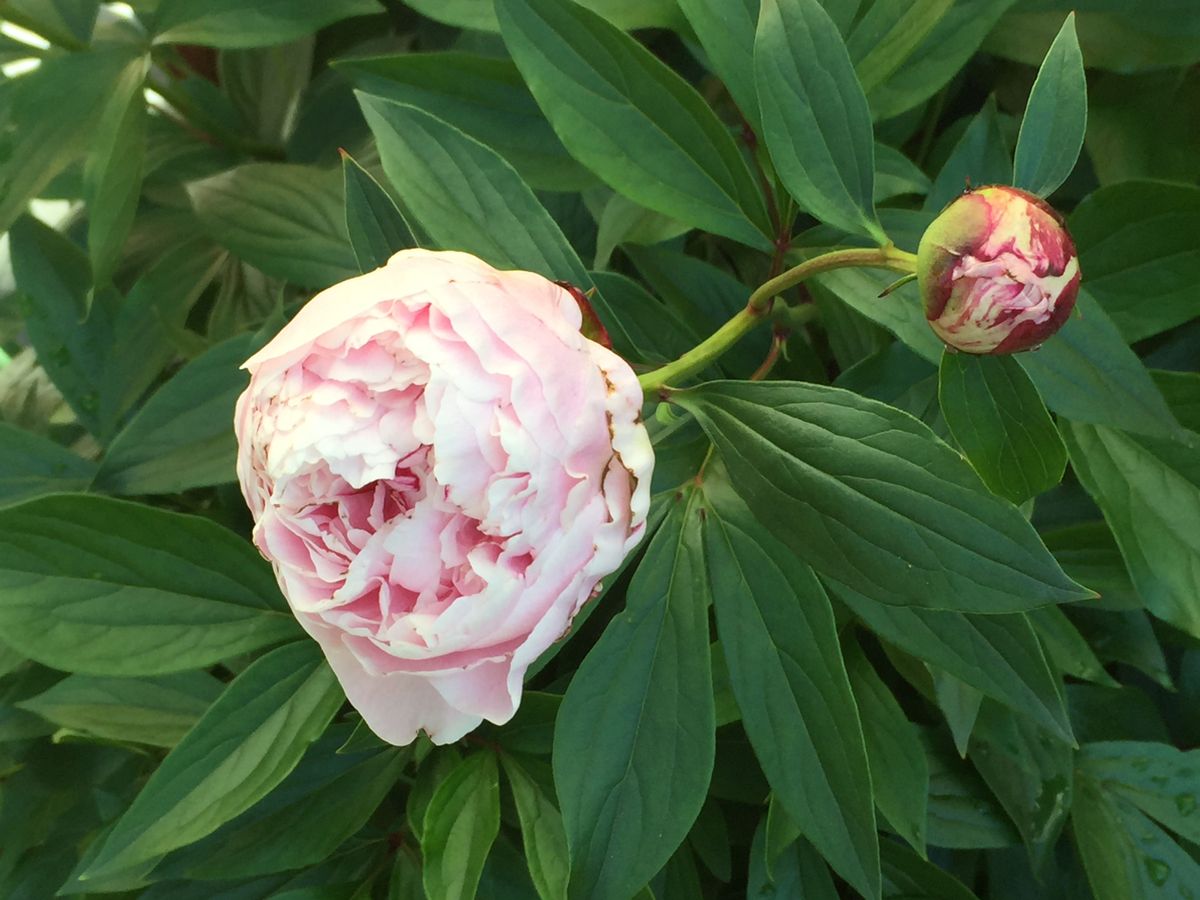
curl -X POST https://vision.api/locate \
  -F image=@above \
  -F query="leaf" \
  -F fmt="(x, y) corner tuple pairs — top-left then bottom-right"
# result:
(340, 151), (417, 273)
(422, 753), (501, 900)
(674, 381), (1090, 614)
(932, 670), (982, 756)
(553, 493), (714, 900)
(401, 0), (681, 31)
(925, 97), (1012, 211)
(880, 840), (981, 900)
(495, 0), (771, 248)
(160, 733), (407, 879)
(82, 641), (343, 879)
(188, 163), (357, 289)
(1068, 181), (1200, 342)
(846, 0), (955, 94)
(16, 671), (222, 747)
(834, 583), (1073, 742)
(84, 53), (149, 287)
(9, 216), (110, 435)
(0, 423), (96, 509)
(1, 0), (99, 47)
(219, 37), (314, 145)
(1073, 774), (1200, 900)
(1155, 370), (1200, 433)
(336, 52), (590, 191)
(0, 46), (142, 234)
(923, 733), (1020, 849)
(701, 475), (879, 899)
(1018, 290), (1184, 441)
(1028, 605), (1117, 687)
(968, 702), (1073, 870)
(874, 142), (932, 202)
(675, 0), (761, 128)
(502, 755), (570, 900)
(812, 266), (947, 362)
(937, 352), (1067, 505)
(867, 0), (1016, 120)
(1061, 421), (1200, 639)
(1077, 741), (1200, 845)
(844, 639), (929, 856)
(1012, 14), (1087, 197)
(95, 331), (260, 495)
(152, 0), (380, 48)
(754, 0), (883, 241)
(0, 494), (298, 675)
(750, 811), (840, 898)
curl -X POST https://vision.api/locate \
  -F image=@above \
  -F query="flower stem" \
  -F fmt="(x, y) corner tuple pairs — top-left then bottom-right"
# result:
(637, 245), (918, 394)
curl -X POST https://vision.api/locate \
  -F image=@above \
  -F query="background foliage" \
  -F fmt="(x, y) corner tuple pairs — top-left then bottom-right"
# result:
(0, 1), (1198, 898)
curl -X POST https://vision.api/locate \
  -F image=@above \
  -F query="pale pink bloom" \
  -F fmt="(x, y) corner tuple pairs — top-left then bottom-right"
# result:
(918, 185), (1080, 354)
(235, 249), (652, 745)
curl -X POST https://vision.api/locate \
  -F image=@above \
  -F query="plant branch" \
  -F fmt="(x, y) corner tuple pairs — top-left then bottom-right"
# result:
(637, 245), (917, 395)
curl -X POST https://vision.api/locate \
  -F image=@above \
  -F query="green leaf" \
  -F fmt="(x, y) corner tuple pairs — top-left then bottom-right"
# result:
(152, 0), (380, 48)
(924, 733), (1020, 849)
(755, 0), (883, 241)
(846, 0), (955, 94)
(844, 639), (929, 856)
(834, 584), (1073, 742)
(188, 163), (357, 289)
(340, 151), (417, 273)
(422, 753), (501, 900)
(219, 37), (314, 145)
(874, 142), (932, 202)
(1078, 742), (1200, 845)
(16, 671), (222, 747)
(1028, 605), (1117, 687)
(747, 821), (839, 900)
(10, 215), (108, 435)
(82, 641), (343, 879)
(674, 381), (1090, 614)
(1069, 181), (1200, 342)
(1073, 774), (1200, 900)
(932, 670), (982, 757)
(161, 734), (407, 880)
(0, 494), (297, 675)
(84, 53), (149, 288)
(95, 332), (260, 495)
(336, 52), (591, 191)
(880, 840), (981, 900)
(1012, 14), (1087, 197)
(502, 755), (570, 900)
(968, 702), (1073, 870)
(0, 423), (96, 509)
(553, 493), (714, 900)
(938, 352), (1067, 505)
(0, 46), (142, 234)
(1061, 421), (1200, 640)
(1154, 370), (1200, 434)
(675, 0), (761, 128)
(1018, 290), (1184, 441)
(401, 0), (681, 31)
(925, 97), (1012, 211)
(702, 475), (879, 899)
(867, 0), (1016, 120)
(495, 0), (771, 248)
(813, 265), (947, 362)
(1, 0), (99, 47)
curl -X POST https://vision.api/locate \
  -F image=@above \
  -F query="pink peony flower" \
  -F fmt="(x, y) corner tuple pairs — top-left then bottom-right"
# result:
(235, 249), (653, 745)
(917, 185), (1081, 354)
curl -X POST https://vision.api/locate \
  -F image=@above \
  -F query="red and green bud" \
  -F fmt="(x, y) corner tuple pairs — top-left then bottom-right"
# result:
(917, 185), (1080, 354)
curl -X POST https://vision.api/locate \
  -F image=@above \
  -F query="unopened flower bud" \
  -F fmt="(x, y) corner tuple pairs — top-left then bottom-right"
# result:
(917, 185), (1080, 354)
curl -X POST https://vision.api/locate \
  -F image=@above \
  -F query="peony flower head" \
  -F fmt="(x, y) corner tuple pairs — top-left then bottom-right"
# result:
(917, 185), (1081, 354)
(235, 249), (653, 746)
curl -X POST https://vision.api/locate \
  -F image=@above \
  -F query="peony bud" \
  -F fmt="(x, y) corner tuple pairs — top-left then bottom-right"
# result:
(235, 249), (653, 746)
(917, 185), (1080, 354)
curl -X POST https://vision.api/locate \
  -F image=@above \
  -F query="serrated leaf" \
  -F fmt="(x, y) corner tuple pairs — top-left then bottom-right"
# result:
(0, 494), (298, 675)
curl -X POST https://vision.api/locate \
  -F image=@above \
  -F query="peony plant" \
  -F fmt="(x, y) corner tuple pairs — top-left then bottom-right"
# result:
(0, 2), (1196, 900)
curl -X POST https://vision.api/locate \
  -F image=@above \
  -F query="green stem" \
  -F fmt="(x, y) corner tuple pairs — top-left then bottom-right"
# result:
(637, 245), (918, 395)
